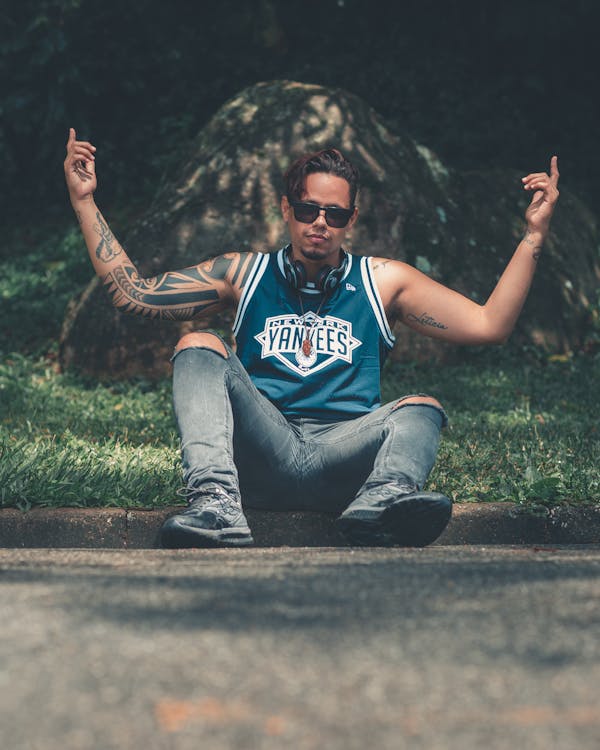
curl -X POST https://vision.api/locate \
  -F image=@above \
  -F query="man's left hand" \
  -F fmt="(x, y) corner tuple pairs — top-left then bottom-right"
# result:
(522, 155), (560, 237)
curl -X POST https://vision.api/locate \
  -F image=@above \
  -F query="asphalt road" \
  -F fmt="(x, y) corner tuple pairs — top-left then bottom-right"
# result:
(1, 546), (599, 750)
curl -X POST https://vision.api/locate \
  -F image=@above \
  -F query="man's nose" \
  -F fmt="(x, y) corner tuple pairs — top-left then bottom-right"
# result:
(313, 209), (327, 227)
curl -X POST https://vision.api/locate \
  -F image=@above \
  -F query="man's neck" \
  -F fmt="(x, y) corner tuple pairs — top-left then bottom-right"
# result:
(293, 248), (344, 281)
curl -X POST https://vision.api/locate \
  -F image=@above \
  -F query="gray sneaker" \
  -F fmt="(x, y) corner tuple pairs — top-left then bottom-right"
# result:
(160, 486), (254, 548)
(335, 481), (452, 547)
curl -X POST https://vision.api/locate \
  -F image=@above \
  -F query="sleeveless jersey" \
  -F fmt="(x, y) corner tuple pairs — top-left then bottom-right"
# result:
(232, 247), (395, 420)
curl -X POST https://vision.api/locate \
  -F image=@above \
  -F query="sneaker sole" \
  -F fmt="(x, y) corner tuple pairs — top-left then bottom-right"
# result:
(335, 492), (452, 547)
(160, 517), (254, 549)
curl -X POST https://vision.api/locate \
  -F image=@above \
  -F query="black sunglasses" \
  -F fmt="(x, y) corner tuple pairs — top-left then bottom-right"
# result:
(289, 201), (354, 228)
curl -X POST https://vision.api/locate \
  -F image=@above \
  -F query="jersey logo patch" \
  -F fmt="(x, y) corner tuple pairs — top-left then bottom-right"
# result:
(255, 313), (362, 377)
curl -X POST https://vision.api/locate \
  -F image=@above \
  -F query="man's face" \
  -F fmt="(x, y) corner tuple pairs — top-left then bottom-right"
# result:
(281, 172), (358, 266)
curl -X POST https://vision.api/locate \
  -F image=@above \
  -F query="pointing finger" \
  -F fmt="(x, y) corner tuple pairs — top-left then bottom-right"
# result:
(67, 128), (96, 154)
(550, 155), (559, 185)
(67, 127), (76, 151)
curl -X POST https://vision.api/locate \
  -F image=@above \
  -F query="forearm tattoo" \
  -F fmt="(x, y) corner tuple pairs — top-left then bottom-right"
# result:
(406, 312), (448, 330)
(102, 253), (254, 321)
(94, 212), (121, 262)
(523, 231), (542, 260)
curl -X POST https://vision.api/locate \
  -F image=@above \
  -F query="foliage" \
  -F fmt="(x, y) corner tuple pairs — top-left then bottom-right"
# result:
(0, 353), (179, 509)
(381, 350), (600, 513)
(0, 224), (92, 354)
(1, 350), (598, 510)
(581, 288), (600, 356)
(1, 0), (599, 223)
(1, 1), (598, 510)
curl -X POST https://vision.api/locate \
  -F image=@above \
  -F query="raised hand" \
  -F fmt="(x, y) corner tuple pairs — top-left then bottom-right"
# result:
(64, 127), (97, 202)
(522, 155), (560, 237)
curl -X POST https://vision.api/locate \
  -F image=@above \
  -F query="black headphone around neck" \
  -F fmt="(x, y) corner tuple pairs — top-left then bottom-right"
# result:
(282, 246), (348, 293)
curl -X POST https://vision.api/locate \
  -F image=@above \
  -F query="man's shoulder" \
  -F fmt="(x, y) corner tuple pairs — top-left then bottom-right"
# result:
(366, 256), (410, 274)
(225, 251), (272, 303)
(347, 252), (396, 264)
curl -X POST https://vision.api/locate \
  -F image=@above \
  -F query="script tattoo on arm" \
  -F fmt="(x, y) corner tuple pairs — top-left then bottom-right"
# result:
(94, 212), (122, 262)
(406, 312), (449, 330)
(523, 231), (542, 260)
(101, 252), (254, 321)
(372, 260), (390, 271)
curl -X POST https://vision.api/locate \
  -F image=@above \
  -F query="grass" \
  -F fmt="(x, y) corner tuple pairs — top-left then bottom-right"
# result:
(0, 354), (180, 510)
(382, 351), (600, 512)
(1, 349), (599, 512)
(2, 222), (599, 512)
(0, 225), (93, 356)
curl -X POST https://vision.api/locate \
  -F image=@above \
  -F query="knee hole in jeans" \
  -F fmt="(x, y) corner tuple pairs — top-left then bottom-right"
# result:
(174, 332), (229, 359)
(392, 395), (444, 411)
(391, 395), (448, 428)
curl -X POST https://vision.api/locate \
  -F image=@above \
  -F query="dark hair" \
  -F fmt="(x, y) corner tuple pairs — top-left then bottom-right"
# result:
(284, 148), (359, 207)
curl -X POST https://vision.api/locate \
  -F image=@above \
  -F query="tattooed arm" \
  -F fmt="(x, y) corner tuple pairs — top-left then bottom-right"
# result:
(64, 129), (255, 319)
(372, 157), (560, 345)
(98, 243), (255, 321)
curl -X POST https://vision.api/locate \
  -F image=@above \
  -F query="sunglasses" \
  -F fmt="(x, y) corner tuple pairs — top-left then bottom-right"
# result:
(289, 201), (354, 228)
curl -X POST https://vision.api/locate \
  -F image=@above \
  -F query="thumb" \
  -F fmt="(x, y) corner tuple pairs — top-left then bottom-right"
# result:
(67, 127), (75, 149)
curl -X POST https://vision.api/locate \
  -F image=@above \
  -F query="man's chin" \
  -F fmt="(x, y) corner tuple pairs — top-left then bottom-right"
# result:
(300, 245), (330, 262)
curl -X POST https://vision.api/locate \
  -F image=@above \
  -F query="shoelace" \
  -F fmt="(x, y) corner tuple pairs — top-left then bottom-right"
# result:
(364, 482), (416, 498)
(176, 486), (233, 512)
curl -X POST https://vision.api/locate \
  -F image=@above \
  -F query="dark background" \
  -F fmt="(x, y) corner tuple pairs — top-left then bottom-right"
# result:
(1, 0), (598, 227)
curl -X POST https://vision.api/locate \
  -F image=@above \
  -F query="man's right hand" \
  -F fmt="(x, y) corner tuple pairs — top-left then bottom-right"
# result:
(64, 127), (97, 203)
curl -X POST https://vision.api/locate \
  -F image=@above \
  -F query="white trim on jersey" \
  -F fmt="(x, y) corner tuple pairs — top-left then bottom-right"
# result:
(360, 256), (395, 349)
(276, 246), (288, 283)
(232, 253), (270, 336)
(341, 252), (353, 281)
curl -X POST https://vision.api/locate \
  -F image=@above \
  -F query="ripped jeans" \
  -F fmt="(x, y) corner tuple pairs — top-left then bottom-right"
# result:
(171, 344), (448, 513)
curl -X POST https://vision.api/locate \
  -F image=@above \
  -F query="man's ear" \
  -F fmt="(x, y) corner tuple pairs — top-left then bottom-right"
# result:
(281, 195), (290, 221)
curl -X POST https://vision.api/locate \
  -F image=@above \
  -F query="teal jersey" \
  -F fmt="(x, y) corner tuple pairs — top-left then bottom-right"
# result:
(232, 247), (395, 420)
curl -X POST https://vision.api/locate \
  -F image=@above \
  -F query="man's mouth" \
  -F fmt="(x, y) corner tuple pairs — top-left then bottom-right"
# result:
(307, 233), (328, 243)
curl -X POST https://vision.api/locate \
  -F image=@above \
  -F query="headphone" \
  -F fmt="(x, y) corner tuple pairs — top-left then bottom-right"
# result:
(282, 246), (348, 293)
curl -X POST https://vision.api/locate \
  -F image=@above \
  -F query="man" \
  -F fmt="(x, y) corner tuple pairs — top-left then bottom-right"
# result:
(64, 129), (559, 548)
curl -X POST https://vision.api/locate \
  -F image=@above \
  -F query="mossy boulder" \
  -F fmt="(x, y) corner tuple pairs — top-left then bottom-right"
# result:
(60, 80), (600, 378)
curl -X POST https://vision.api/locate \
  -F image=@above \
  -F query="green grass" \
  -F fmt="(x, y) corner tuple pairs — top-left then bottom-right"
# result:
(1, 354), (180, 510)
(0, 225), (93, 356)
(1, 350), (599, 511)
(1, 223), (599, 512)
(381, 352), (600, 511)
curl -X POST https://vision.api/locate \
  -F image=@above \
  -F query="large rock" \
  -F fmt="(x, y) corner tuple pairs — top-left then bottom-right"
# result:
(59, 80), (600, 378)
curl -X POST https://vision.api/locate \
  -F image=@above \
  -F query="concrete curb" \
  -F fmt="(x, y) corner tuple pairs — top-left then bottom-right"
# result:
(1, 503), (599, 548)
